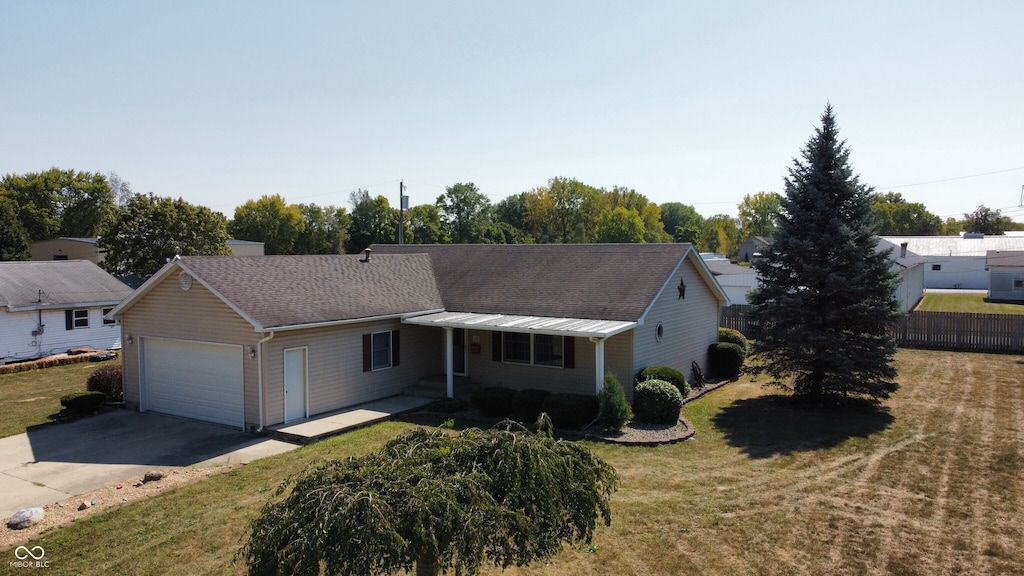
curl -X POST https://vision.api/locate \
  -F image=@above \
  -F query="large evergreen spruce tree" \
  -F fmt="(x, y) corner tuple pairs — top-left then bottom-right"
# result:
(748, 105), (901, 401)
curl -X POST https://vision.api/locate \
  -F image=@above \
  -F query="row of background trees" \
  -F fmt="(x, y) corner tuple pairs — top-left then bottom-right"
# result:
(2, 167), (1022, 276)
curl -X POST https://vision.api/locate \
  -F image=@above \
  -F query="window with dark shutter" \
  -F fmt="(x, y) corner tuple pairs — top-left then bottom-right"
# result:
(492, 331), (502, 362)
(362, 333), (372, 372)
(563, 336), (575, 369)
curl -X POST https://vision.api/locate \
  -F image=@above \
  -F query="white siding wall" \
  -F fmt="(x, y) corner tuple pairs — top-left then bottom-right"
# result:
(120, 274), (261, 429)
(634, 259), (721, 385)
(895, 264), (926, 312)
(1, 307), (121, 364)
(922, 256), (988, 289)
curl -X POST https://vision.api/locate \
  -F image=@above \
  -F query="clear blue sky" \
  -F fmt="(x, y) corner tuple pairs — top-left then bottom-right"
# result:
(3, 1), (1023, 223)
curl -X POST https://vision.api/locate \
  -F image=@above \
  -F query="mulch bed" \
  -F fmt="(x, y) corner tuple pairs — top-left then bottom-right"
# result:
(409, 377), (737, 447)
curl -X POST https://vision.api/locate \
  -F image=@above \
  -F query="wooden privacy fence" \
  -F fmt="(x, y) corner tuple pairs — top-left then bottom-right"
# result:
(719, 305), (1024, 354)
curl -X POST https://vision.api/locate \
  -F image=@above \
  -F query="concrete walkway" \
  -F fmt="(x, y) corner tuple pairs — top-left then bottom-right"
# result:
(269, 395), (433, 443)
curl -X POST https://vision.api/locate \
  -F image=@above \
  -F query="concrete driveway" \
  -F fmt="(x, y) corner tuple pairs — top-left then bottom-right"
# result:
(0, 410), (297, 519)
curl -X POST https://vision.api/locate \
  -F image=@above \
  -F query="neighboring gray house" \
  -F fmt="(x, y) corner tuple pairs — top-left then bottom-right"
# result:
(0, 261), (133, 364)
(109, 244), (728, 431)
(737, 236), (773, 263)
(881, 235), (1024, 289)
(986, 251), (1024, 303)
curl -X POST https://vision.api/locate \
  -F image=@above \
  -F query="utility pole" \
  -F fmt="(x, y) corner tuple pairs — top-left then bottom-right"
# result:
(398, 181), (409, 244)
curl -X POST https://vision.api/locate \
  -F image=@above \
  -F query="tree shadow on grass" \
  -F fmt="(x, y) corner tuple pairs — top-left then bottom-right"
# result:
(710, 394), (895, 459)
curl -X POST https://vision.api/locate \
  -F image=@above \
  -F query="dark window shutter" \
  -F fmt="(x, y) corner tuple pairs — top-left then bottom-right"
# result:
(392, 330), (400, 367)
(563, 336), (575, 369)
(65, 310), (74, 331)
(362, 333), (372, 372)
(492, 331), (502, 362)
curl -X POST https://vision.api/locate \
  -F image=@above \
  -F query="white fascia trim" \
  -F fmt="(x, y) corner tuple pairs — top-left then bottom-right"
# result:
(264, 308), (446, 333)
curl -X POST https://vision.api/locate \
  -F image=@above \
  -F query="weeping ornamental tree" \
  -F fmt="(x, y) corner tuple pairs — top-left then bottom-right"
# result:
(748, 105), (901, 401)
(240, 419), (618, 576)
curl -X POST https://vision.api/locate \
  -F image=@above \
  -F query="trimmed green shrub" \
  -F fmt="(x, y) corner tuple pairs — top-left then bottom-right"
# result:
(470, 387), (515, 417)
(718, 327), (749, 353)
(87, 364), (123, 402)
(60, 391), (107, 414)
(708, 342), (745, 378)
(638, 365), (690, 398)
(424, 397), (470, 413)
(598, 373), (632, 430)
(632, 379), (683, 425)
(511, 389), (550, 422)
(540, 393), (600, 430)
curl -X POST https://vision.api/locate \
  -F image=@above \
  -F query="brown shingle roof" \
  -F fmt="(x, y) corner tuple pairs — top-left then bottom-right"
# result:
(370, 243), (695, 321)
(178, 254), (443, 329)
(986, 250), (1024, 267)
(0, 260), (133, 310)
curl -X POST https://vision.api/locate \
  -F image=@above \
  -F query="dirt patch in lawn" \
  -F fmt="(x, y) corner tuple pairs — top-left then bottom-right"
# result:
(0, 464), (236, 552)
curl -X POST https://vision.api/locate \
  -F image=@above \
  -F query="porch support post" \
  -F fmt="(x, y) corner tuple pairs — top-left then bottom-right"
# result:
(592, 337), (605, 395)
(444, 326), (454, 398)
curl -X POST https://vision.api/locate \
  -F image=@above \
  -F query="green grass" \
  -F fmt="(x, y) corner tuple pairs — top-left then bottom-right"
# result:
(0, 359), (111, 438)
(915, 291), (1024, 314)
(10, 350), (1024, 575)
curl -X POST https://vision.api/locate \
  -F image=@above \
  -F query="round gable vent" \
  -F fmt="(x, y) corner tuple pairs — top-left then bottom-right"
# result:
(178, 272), (193, 291)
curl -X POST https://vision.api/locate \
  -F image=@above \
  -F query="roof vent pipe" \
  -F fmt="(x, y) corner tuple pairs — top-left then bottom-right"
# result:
(360, 248), (372, 263)
(899, 242), (908, 258)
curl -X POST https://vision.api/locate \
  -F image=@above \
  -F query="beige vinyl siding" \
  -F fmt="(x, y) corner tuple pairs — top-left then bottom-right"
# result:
(261, 321), (441, 425)
(120, 274), (260, 428)
(464, 329), (633, 398)
(634, 259), (720, 383)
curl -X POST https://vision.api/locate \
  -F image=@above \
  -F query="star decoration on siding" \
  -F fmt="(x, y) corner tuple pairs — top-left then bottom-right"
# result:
(678, 278), (686, 299)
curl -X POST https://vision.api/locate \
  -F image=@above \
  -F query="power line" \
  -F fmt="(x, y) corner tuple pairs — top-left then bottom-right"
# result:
(880, 166), (1024, 189)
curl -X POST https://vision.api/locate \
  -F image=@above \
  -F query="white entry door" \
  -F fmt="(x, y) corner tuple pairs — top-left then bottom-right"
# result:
(284, 348), (307, 423)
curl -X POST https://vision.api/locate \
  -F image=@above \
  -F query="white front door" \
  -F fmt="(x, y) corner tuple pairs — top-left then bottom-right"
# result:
(284, 348), (307, 423)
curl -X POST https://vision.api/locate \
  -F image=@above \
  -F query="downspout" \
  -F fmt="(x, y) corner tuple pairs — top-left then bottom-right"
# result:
(255, 331), (275, 433)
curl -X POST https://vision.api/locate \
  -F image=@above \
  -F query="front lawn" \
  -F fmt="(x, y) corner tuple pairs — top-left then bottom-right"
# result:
(915, 291), (1024, 314)
(10, 350), (1024, 575)
(0, 359), (113, 439)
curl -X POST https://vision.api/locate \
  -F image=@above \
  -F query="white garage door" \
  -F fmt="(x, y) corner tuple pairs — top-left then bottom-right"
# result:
(142, 337), (244, 428)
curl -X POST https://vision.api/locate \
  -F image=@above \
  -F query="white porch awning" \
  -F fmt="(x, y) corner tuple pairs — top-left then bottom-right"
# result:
(403, 311), (636, 339)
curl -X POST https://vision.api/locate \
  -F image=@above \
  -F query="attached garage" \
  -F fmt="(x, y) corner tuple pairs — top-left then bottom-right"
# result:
(140, 337), (244, 428)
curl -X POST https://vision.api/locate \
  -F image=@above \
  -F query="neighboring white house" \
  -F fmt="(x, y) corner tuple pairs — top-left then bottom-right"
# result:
(0, 261), (134, 364)
(881, 235), (1024, 290)
(703, 259), (753, 305)
(986, 250), (1024, 303)
(227, 239), (265, 256)
(709, 239), (924, 310)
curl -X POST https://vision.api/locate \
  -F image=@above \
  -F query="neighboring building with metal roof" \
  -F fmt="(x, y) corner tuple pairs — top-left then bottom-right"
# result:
(0, 260), (133, 363)
(986, 250), (1024, 303)
(110, 244), (728, 431)
(882, 235), (1024, 289)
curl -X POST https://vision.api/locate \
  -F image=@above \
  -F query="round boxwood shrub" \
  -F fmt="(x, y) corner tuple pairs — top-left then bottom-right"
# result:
(60, 391), (107, 414)
(470, 387), (515, 417)
(598, 373), (632, 430)
(511, 389), (550, 422)
(540, 393), (599, 430)
(708, 342), (745, 378)
(632, 379), (683, 425)
(637, 365), (690, 398)
(718, 327), (749, 353)
(87, 364), (123, 402)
